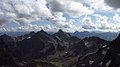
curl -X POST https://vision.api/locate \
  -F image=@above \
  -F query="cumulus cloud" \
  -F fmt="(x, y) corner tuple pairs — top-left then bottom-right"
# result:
(111, 14), (120, 30)
(48, 0), (94, 18)
(1, 0), (120, 32)
(81, 16), (96, 29)
(0, 0), (94, 32)
(67, 1), (94, 17)
(18, 24), (46, 31)
(0, 0), (52, 26)
(49, 12), (79, 32)
(80, 13), (120, 32)
(113, 14), (120, 23)
(80, 0), (113, 12)
(94, 14), (112, 29)
(104, 0), (120, 8)
(81, 14), (109, 30)
(0, 24), (53, 32)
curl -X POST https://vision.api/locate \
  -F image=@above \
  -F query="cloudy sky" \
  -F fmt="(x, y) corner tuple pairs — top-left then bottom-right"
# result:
(0, 0), (120, 32)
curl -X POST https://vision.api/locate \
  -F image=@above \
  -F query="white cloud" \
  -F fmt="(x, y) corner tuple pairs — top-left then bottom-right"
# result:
(93, 14), (109, 29)
(0, 0), (120, 32)
(80, 0), (115, 12)
(18, 24), (43, 31)
(111, 14), (120, 30)
(0, 0), (52, 26)
(48, 0), (94, 18)
(67, 1), (94, 18)
(81, 16), (96, 29)
(0, 0), (91, 32)
(49, 12), (79, 32)
(80, 13), (120, 32)
(113, 14), (120, 23)
(91, 0), (112, 11)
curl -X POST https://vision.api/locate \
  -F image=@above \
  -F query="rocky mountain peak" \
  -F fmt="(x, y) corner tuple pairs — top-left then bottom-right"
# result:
(37, 30), (48, 35)
(53, 29), (71, 39)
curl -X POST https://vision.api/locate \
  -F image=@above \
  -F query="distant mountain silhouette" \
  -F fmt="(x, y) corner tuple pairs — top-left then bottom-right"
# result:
(0, 32), (29, 36)
(72, 31), (118, 41)
(0, 30), (118, 41)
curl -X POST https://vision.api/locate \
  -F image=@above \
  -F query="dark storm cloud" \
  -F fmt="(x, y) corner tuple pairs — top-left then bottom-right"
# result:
(105, 0), (120, 8)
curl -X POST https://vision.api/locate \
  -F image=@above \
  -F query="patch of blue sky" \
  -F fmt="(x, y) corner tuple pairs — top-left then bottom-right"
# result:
(83, 3), (91, 7)
(63, 13), (71, 21)
(94, 11), (115, 17)
(63, 13), (85, 24)
(31, 20), (50, 26)
(2, 22), (19, 29)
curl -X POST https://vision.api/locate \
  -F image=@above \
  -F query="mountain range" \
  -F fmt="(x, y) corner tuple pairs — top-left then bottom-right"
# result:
(0, 31), (119, 41)
(72, 31), (119, 41)
(0, 29), (120, 67)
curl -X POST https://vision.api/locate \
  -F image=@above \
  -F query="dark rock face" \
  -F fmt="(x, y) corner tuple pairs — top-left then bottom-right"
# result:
(0, 36), (20, 67)
(0, 29), (110, 67)
(53, 29), (71, 40)
(76, 37), (110, 67)
(76, 48), (107, 67)
(101, 34), (120, 67)
(69, 40), (87, 56)
(14, 30), (57, 60)
(76, 33), (120, 67)
(83, 36), (109, 53)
